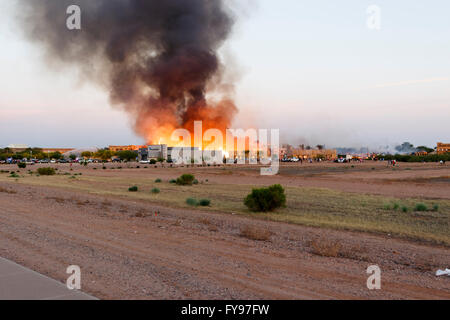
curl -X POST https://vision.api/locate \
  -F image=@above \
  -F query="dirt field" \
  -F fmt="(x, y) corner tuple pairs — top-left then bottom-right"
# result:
(0, 161), (449, 299)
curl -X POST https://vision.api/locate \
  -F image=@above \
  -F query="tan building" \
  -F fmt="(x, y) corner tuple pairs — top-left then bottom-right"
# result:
(42, 148), (75, 154)
(436, 142), (450, 155)
(109, 145), (146, 152)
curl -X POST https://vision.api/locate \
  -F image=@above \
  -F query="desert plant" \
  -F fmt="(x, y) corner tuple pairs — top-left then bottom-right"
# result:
(193, 179), (199, 185)
(9, 172), (19, 178)
(186, 198), (198, 206)
(199, 199), (211, 206)
(150, 159), (157, 165)
(310, 238), (342, 257)
(155, 178), (162, 183)
(432, 204), (439, 212)
(128, 186), (138, 192)
(244, 184), (286, 212)
(169, 179), (177, 184)
(37, 167), (56, 176)
(240, 225), (273, 241)
(402, 206), (409, 213)
(176, 174), (195, 186)
(415, 203), (428, 212)
(151, 188), (160, 194)
(18, 162), (26, 169)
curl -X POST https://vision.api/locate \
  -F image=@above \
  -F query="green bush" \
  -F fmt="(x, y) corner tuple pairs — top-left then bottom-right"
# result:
(128, 186), (138, 192)
(415, 203), (428, 212)
(151, 188), (160, 194)
(186, 198), (198, 206)
(244, 184), (286, 212)
(176, 174), (195, 186)
(432, 204), (439, 212)
(401, 206), (409, 213)
(169, 179), (177, 184)
(199, 199), (211, 206)
(150, 159), (157, 165)
(155, 178), (162, 183)
(37, 167), (56, 176)
(9, 172), (19, 178)
(193, 179), (199, 185)
(18, 162), (26, 169)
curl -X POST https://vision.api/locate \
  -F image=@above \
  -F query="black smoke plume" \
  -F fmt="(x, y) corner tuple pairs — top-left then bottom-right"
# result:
(19, 0), (237, 143)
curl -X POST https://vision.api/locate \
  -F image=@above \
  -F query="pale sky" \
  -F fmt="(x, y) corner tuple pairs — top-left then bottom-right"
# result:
(1, 0), (449, 149)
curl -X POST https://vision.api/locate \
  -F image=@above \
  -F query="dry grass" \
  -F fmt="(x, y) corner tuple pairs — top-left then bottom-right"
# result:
(0, 187), (17, 194)
(310, 238), (369, 261)
(45, 196), (67, 204)
(134, 209), (150, 218)
(197, 217), (212, 225)
(2, 165), (449, 245)
(240, 225), (273, 241)
(310, 238), (342, 258)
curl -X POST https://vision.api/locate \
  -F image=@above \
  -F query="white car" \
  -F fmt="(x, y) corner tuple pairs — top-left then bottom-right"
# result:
(139, 160), (150, 164)
(50, 160), (56, 164)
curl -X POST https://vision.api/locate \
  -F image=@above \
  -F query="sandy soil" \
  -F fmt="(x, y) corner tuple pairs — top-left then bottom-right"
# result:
(0, 171), (449, 300)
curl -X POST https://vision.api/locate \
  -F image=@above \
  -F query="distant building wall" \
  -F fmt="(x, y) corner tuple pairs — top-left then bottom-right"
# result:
(437, 142), (450, 155)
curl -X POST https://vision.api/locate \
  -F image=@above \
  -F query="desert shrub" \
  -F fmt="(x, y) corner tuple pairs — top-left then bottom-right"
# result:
(310, 238), (342, 257)
(9, 172), (19, 178)
(199, 199), (211, 206)
(176, 174), (195, 186)
(244, 184), (286, 212)
(240, 225), (273, 241)
(151, 188), (160, 194)
(186, 198), (198, 206)
(415, 203), (428, 212)
(150, 159), (157, 165)
(169, 179), (177, 184)
(37, 167), (56, 176)
(18, 162), (26, 169)
(393, 202), (400, 210)
(432, 204), (439, 212)
(401, 206), (409, 213)
(128, 186), (138, 192)
(102, 166), (106, 170)
(155, 178), (162, 183)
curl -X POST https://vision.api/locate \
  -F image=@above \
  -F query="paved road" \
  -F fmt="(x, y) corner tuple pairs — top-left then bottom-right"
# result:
(0, 257), (96, 300)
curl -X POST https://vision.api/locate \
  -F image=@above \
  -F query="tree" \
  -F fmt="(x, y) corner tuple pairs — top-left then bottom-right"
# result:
(69, 154), (77, 161)
(81, 151), (93, 159)
(416, 146), (434, 153)
(50, 151), (62, 160)
(117, 150), (137, 162)
(316, 145), (324, 150)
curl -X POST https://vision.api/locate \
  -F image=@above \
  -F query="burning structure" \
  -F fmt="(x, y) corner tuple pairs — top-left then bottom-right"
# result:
(20, 0), (238, 147)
